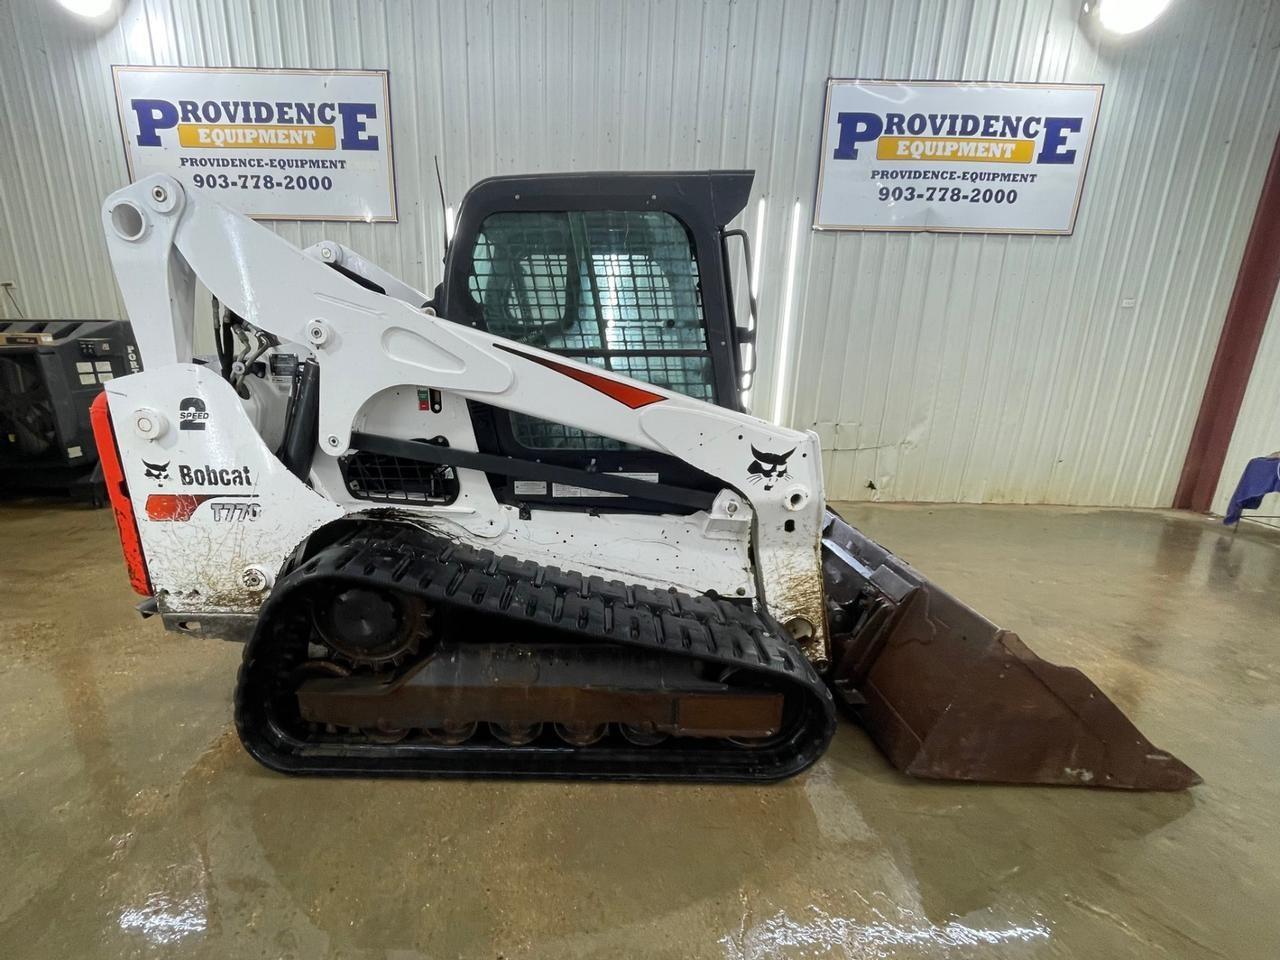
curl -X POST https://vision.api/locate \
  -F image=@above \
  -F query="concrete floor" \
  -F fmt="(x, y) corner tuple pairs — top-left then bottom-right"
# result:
(0, 501), (1277, 959)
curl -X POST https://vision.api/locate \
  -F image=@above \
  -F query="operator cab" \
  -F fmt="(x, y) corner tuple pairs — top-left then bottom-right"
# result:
(428, 170), (757, 513)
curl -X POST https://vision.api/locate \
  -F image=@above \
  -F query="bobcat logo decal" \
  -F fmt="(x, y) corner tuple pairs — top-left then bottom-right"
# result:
(142, 459), (171, 485)
(747, 445), (795, 492)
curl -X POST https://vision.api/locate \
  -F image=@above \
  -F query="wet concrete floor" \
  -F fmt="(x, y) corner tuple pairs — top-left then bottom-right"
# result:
(0, 501), (1277, 959)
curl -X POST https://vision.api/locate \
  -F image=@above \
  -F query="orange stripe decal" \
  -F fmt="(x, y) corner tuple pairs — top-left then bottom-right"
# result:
(89, 392), (153, 596)
(145, 493), (216, 522)
(494, 344), (666, 409)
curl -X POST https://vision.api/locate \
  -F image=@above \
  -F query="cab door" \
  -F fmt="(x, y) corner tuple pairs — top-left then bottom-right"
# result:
(436, 172), (752, 512)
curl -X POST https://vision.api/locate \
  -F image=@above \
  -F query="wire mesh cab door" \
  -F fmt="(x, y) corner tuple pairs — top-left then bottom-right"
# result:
(436, 171), (752, 513)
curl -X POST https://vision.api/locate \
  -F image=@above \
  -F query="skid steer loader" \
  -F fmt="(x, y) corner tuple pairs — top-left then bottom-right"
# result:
(91, 170), (1198, 789)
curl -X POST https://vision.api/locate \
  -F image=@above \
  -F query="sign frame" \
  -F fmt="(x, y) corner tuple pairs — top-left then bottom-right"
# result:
(111, 64), (398, 223)
(813, 78), (1104, 236)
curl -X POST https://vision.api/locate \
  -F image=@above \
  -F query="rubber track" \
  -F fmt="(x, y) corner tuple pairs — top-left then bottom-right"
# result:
(235, 523), (836, 780)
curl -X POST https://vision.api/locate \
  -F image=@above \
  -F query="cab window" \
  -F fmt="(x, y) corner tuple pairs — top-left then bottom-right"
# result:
(466, 210), (713, 449)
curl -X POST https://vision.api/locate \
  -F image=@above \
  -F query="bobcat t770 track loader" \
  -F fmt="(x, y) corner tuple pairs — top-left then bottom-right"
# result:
(91, 170), (1198, 789)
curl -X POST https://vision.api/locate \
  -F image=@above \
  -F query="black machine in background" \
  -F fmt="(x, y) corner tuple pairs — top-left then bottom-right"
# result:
(0, 319), (141, 504)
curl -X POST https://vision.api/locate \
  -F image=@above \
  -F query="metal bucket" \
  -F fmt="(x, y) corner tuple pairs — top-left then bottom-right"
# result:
(821, 510), (1200, 790)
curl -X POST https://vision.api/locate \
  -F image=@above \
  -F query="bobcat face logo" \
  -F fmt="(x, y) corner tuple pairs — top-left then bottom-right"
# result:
(747, 445), (795, 492)
(142, 459), (171, 485)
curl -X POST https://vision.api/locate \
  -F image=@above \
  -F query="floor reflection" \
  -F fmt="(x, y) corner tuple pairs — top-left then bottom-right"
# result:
(117, 869), (209, 946)
(722, 902), (1051, 959)
(2, 502), (1277, 959)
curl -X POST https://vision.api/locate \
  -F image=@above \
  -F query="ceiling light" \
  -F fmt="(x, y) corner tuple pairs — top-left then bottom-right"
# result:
(1084, 0), (1174, 35)
(55, 0), (114, 19)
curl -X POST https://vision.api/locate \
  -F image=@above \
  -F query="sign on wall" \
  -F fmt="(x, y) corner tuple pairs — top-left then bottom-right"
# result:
(112, 66), (397, 222)
(814, 80), (1103, 235)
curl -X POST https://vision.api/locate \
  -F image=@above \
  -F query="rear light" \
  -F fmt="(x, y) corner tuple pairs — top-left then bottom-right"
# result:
(89, 392), (153, 596)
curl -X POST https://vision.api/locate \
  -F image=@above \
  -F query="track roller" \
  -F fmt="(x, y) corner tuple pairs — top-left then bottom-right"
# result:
(555, 722), (608, 746)
(490, 721), (543, 746)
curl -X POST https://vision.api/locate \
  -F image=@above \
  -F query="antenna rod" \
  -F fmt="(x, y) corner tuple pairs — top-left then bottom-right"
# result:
(434, 156), (449, 256)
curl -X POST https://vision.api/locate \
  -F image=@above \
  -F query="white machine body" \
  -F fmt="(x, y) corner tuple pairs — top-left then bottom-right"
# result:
(98, 176), (828, 662)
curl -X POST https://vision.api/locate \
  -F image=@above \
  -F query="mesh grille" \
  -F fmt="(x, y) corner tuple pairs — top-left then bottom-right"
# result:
(467, 210), (714, 450)
(341, 450), (459, 504)
(608, 354), (714, 397)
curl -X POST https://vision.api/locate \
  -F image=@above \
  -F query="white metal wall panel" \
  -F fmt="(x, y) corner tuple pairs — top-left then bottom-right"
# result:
(1212, 295), (1280, 529)
(794, 0), (1280, 506)
(2, 0), (1279, 507)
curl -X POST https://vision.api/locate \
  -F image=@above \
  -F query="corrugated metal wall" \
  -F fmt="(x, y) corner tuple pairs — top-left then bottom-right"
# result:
(3, 0), (1279, 506)
(1212, 294), (1280, 528)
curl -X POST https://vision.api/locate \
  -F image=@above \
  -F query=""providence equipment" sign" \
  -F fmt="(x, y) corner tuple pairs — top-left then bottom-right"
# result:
(113, 66), (396, 222)
(814, 80), (1103, 235)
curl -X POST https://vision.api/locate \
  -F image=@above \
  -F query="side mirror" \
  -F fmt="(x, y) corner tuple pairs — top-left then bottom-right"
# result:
(722, 228), (758, 396)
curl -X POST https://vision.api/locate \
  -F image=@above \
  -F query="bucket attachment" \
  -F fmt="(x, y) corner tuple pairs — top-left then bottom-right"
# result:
(821, 511), (1200, 790)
